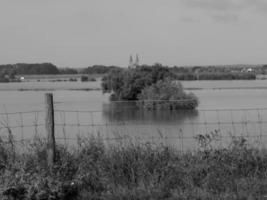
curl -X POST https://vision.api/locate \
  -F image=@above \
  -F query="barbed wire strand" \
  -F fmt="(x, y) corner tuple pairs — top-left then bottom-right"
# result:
(54, 107), (267, 114)
(0, 110), (44, 115)
(1, 107), (267, 151)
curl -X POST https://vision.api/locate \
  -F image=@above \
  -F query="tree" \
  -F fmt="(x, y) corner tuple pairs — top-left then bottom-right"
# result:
(0, 63), (60, 75)
(83, 65), (120, 74)
(59, 68), (78, 74)
(102, 64), (174, 100)
(138, 79), (199, 110)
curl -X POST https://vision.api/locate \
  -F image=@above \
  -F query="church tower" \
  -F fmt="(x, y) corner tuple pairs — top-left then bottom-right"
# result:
(135, 54), (139, 66)
(129, 54), (140, 68)
(129, 54), (134, 68)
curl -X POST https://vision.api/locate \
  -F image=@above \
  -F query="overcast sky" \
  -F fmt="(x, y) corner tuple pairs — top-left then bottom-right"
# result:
(0, 0), (267, 67)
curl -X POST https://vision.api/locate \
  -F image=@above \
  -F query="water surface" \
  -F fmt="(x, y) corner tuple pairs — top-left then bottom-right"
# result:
(0, 80), (267, 149)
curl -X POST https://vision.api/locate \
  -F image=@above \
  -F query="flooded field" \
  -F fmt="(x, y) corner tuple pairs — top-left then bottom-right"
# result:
(0, 80), (267, 149)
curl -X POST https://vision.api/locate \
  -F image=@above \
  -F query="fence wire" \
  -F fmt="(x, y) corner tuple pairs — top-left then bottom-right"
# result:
(1, 101), (267, 151)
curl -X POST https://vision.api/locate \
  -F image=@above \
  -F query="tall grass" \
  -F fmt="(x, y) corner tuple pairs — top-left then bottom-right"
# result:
(1, 133), (267, 199)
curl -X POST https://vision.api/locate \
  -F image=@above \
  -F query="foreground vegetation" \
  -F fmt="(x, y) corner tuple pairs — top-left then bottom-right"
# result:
(1, 134), (267, 200)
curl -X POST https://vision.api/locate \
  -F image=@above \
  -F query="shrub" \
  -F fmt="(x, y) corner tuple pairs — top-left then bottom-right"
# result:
(138, 79), (199, 110)
(88, 77), (96, 82)
(69, 78), (77, 82)
(0, 77), (9, 83)
(81, 76), (88, 82)
(80, 76), (96, 82)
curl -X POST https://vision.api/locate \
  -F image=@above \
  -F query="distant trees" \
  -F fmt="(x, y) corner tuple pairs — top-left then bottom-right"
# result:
(263, 65), (267, 74)
(171, 66), (257, 80)
(82, 65), (120, 74)
(0, 63), (60, 76)
(0, 65), (16, 82)
(0, 62), (259, 82)
(0, 65), (16, 80)
(59, 68), (78, 74)
(0, 74), (10, 82)
(15, 63), (59, 74)
(197, 72), (256, 80)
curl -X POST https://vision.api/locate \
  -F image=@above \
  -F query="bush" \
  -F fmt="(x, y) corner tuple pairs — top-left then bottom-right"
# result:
(69, 78), (77, 82)
(0, 77), (9, 83)
(88, 77), (96, 82)
(138, 79), (199, 110)
(81, 76), (89, 82)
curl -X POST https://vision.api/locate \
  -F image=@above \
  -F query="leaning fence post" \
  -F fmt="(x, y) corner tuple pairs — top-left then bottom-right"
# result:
(45, 93), (56, 169)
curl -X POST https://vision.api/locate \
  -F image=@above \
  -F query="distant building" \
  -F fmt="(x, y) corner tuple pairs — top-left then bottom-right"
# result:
(135, 54), (139, 66)
(241, 67), (254, 73)
(247, 68), (253, 72)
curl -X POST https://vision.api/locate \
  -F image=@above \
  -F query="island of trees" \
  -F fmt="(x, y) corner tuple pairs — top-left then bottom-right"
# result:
(102, 64), (199, 110)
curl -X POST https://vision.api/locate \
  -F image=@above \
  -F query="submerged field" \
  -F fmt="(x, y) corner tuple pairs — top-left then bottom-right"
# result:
(1, 134), (267, 200)
(1, 78), (267, 91)
(0, 79), (102, 91)
(0, 81), (267, 150)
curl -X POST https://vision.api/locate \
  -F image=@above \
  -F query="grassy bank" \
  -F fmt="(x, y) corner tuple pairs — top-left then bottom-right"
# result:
(1, 135), (267, 200)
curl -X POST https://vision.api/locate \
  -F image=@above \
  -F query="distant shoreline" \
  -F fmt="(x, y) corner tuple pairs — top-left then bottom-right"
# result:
(16, 88), (102, 91)
(185, 87), (267, 90)
(0, 78), (267, 91)
(0, 87), (266, 92)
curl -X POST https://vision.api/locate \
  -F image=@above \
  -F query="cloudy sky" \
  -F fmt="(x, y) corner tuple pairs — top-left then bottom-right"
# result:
(0, 0), (267, 67)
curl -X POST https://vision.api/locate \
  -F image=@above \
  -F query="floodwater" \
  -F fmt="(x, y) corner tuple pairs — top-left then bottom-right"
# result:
(0, 80), (267, 149)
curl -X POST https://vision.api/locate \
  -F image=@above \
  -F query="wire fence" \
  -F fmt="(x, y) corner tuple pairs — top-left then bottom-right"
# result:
(1, 97), (267, 151)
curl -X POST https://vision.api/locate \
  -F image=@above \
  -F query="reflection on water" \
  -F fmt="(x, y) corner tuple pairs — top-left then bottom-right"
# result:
(99, 102), (199, 150)
(103, 102), (199, 125)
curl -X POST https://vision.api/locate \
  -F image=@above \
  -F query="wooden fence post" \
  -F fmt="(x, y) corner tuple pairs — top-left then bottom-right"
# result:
(45, 93), (56, 169)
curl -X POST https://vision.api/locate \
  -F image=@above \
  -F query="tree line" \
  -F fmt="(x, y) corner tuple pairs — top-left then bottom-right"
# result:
(1, 62), (265, 83)
(0, 63), (60, 82)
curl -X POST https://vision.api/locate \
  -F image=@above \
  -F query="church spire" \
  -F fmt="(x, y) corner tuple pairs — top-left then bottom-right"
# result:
(129, 54), (140, 68)
(129, 54), (134, 68)
(135, 54), (139, 66)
